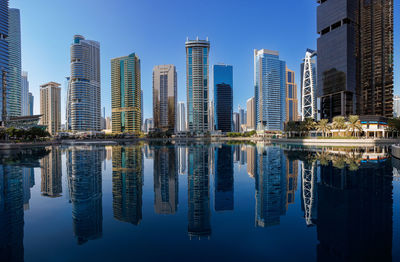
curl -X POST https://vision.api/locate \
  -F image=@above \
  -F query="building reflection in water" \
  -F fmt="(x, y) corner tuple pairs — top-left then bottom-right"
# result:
(67, 146), (103, 245)
(285, 158), (298, 210)
(214, 145), (234, 211)
(41, 146), (62, 198)
(255, 146), (286, 227)
(0, 165), (24, 262)
(300, 160), (318, 226)
(0, 148), (48, 262)
(316, 152), (393, 261)
(188, 145), (211, 239)
(153, 146), (178, 214)
(246, 146), (256, 178)
(22, 168), (34, 211)
(112, 146), (143, 225)
(177, 146), (186, 175)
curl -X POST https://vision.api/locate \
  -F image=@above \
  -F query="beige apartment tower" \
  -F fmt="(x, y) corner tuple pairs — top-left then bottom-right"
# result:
(286, 67), (298, 122)
(40, 82), (61, 135)
(153, 65), (177, 132)
(246, 97), (255, 130)
(111, 53), (141, 134)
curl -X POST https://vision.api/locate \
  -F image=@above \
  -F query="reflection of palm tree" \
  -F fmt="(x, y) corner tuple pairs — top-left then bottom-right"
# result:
(345, 151), (361, 171)
(316, 150), (330, 166)
(317, 119), (330, 137)
(347, 115), (362, 137)
(332, 155), (346, 169)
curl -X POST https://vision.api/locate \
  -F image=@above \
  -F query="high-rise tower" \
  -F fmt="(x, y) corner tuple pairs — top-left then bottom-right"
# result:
(213, 64), (233, 133)
(317, 0), (394, 119)
(185, 38), (210, 134)
(68, 35), (101, 131)
(153, 65), (177, 132)
(0, 0), (8, 122)
(7, 8), (20, 117)
(40, 82), (61, 135)
(254, 49), (286, 131)
(111, 53), (141, 134)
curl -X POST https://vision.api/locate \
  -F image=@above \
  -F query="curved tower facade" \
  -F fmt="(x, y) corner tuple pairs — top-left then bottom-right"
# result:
(68, 35), (101, 131)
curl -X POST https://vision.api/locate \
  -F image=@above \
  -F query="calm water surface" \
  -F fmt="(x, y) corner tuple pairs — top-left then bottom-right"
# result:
(0, 143), (399, 262)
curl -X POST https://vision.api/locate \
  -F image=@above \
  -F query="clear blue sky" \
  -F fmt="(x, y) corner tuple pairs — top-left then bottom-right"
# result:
(12, 0), (399, 122)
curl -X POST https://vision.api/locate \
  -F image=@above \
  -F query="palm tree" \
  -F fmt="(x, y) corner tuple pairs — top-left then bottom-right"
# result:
(317, 119), (331, 137)
(332, 116), (347, 136)
(346, 115), (362, 137)
(301, 118), (316, 136)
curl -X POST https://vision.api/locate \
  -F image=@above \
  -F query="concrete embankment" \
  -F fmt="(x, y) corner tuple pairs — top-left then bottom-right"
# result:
(271, 138), (400, 147)
(391, 144), (400, 159)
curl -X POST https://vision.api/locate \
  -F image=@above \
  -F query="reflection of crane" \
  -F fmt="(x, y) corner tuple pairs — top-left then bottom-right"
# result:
(302, 161), (316, 226)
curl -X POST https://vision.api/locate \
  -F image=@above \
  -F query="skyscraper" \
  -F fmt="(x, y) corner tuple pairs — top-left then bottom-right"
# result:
(286, 67), (298, 122)
(254, 49), (286, 131)
(239, 106), (246, 131)
(68, 35), (101, 131)
(111, 53), (141, 134)
(40, 82), (61, 135)
(233, 112), (240, 132)
(358, 0), (393, 117)
(176, 101), (186, 132)
(301, 50), (317, 120)
(21, 71), (29, 116)
(393, 95), (400, 118)
(186, 38), (210, 134)
(153, 65), (177, 132)
(317, 0), (394, 119)
(0, 0), (8, 122)
(246, 97), (255, 130)
(213, 64), (233, 133)
(28, 92), (33, 115)
(7, 8), (21, 117)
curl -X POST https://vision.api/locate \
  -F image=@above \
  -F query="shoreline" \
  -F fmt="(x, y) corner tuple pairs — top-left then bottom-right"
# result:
(0, 137), (399, 150)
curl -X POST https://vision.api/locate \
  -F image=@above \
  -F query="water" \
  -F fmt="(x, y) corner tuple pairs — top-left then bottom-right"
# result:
(0, 142), (399, 262)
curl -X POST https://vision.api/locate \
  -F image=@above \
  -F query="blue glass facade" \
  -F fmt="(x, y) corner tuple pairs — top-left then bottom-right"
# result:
(254, 50), (286, 131)
(0, 0), (8, 121)
(213, 64), (233, 132)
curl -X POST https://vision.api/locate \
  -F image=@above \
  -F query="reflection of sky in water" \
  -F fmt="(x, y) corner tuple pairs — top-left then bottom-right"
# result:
(0, 144), (398, 262)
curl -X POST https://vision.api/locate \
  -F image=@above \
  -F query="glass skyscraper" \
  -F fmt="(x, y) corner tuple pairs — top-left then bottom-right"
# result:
(111, 53), (141, 134)
(317, 0), (393, 119)
(68, 35), (101, 131)
(0, 1), (8, 121)
(185, 38), (210, 134)
(254, 49), (286, 131)
(21, 71), (28, 116)
(213, 64), (233, 133)
(7, 8), (21, 117)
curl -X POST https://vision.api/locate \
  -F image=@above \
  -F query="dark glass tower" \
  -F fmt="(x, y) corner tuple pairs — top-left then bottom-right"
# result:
(0, 0), (8, 121)
(317, 0), (394, 120)
(358, 0), (394, 117)
(213, 64), (233, 132)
